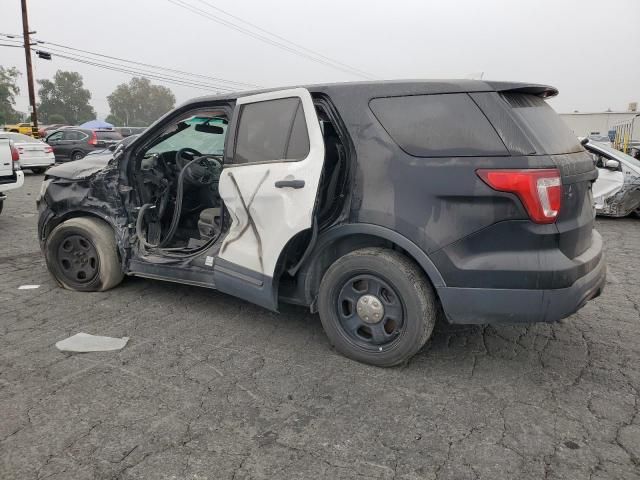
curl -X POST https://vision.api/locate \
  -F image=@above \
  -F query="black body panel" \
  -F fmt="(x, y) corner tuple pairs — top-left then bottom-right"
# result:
(37, 79), (605, 326)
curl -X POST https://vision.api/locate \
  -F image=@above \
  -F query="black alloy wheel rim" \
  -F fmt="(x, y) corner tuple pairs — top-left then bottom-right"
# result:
(56, 234), (99, 284)
(336, 274), (405, 350)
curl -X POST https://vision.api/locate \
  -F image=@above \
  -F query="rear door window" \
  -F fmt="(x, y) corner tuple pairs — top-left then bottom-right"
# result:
(500, 93), (583, 155)
(64, 131), (85, 141)
(233, 97), (310, 164)
(369, 93), (508, 157)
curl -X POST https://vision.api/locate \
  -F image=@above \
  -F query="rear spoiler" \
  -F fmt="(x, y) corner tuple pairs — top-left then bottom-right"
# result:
(485, 81), (559, 99)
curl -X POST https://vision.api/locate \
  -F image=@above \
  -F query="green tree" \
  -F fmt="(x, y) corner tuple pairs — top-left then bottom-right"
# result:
(107, 77), (175, 126)
(0, 66), (23, 125)
(37, 70), (96, 125)
(47, 113), (67, 124)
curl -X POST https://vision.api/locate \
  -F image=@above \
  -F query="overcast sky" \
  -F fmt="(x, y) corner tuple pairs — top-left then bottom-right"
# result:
(1, 0), (638, 120)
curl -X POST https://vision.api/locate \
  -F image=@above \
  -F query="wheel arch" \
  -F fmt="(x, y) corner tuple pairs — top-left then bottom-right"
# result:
(280, 223), (445, 310)
(42, 209), (127, 267)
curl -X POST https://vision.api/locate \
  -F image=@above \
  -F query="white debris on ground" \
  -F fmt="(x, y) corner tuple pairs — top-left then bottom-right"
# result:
(18, 285), (40, 290)
(55, 333), (129, 352)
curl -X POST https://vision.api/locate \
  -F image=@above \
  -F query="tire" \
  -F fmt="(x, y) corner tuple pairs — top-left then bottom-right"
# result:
(317, 247), (437, 367)
(30, 167), (46, 174)
(45, 217), (124, 292)
(71, 151), (85, 161)
(0, 199), (3, 215)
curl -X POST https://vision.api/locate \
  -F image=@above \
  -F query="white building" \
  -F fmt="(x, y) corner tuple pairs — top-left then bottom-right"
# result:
(560, 111), (639, 139)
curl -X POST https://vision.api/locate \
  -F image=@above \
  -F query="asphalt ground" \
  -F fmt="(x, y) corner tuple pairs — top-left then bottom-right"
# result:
(1, 172), (639, 479)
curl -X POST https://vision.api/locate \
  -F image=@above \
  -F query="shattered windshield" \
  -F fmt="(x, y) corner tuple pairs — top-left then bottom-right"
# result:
(147, 117), (227, 156)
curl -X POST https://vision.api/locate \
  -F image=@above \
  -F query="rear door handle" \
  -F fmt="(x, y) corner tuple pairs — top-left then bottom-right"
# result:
(275, 179), (305, 189)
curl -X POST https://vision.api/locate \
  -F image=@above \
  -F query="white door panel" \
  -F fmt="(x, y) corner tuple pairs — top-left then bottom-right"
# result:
(218, 88), (325, 278)
(593, 168), (624, 209)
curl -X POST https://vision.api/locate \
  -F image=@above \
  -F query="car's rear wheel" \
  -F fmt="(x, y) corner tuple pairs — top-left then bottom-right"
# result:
(0, 199), (3, 215)
(45, 217), (124, 292)
(30, 167), (46, 174)
(317, 247), (437, 367)
(71, 151), (84, 161)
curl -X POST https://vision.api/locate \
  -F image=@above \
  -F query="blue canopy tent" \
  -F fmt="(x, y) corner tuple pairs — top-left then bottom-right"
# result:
(79, 120), (114, 129)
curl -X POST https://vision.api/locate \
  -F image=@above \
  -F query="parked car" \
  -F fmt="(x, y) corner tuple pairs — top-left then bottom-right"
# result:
(0, 132), (55, 174)
(45, 128), (123, 162)
(3, 122), (34, 136)
(584, 138), (640, 216)
(0, 138), (24, 215)
(37, 80), (605, 366)
(38, 124), (68, 138)
(115, 127), (146, 138)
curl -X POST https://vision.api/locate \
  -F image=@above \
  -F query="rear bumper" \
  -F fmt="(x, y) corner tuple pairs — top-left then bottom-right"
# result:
(437, 230), (606, 324)
(0, 170), (24, 193)
(19, 156), (55, 168)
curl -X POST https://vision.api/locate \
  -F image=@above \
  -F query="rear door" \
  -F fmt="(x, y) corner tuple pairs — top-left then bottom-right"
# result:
(215, 88), (325, 310)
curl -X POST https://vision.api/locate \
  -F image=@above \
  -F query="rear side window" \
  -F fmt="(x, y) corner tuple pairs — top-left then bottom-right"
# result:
(64, 131), (86, 141)
(501, 93), (583, 155)
(370, 93), (508, 157)
(96, 131), (122, 140)
(233, 97), (310, 164)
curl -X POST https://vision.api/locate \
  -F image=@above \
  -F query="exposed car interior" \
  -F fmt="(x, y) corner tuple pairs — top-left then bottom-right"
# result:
(131, 102), (349, 258)
(132, 110), (229, 254)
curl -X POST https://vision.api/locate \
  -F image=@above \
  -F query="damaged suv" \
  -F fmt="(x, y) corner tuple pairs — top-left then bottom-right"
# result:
(37, 81), (605, 366)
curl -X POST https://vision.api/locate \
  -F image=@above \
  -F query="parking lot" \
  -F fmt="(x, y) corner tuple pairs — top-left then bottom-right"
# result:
(0, 173), (639, 479)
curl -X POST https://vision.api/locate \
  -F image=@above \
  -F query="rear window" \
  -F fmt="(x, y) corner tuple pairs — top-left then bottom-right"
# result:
(96, 131), (123, 141)
(501, 93), (583, 155)
(369, 93), (508, 157)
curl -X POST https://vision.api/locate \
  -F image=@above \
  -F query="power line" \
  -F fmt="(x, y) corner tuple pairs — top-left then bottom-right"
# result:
(167, 0), (376, 80)
(46, 52), (235, 92)
(191, 0), (375, 79)
(0, 32), (259, 89)
(40, 46), (239, 91)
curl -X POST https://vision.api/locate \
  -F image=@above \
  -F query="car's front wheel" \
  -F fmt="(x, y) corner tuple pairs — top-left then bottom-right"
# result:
(317, 247), (437, 367)
(45, 217), (124, 292)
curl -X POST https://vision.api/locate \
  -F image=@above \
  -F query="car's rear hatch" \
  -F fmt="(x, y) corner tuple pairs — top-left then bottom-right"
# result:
(476, 85), (597, 260)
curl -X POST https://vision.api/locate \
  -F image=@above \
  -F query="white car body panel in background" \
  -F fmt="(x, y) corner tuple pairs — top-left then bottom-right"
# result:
(217, 88), (325, 278)
(593, 168), (624, 209)
(0, 132), (55, 169)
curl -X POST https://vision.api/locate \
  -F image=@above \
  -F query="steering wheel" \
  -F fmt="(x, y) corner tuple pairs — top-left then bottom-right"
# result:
(175, 147), (202, 167)
(175, 148), (223, 186)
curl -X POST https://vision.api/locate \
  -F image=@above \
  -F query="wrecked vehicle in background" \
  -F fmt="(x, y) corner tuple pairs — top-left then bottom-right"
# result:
(36, 80), (605, 367)
(583, 138), (640, 217)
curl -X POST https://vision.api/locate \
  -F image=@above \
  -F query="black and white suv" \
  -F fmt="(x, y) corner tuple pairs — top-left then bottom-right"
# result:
(37, 80), (605, 366)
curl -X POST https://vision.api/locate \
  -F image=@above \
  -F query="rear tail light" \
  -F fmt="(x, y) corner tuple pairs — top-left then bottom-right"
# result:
(477, 168), (562, 224)
(9, 142), (20, 162)
(44, 145), (53, 153)
(88, 131), (98, 146)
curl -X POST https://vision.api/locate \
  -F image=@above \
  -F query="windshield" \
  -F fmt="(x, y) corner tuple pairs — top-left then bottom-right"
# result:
(0, 132), (41, 144)
(147, 117), (227, 156)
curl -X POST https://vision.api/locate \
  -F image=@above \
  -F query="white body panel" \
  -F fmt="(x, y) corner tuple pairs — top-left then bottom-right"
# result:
(0, 170), (24, 193)
(593, 168), (624, 209)
(16, 141), (55, 168)
(217, 88), (325, 277)
(0, 139), (13, 177)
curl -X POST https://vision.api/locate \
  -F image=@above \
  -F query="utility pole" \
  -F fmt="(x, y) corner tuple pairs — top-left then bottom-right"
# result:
(20, 0), (38, 137)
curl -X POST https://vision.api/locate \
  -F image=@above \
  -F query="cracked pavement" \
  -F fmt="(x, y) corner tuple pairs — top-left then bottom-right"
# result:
(1, 173), (640, 479)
